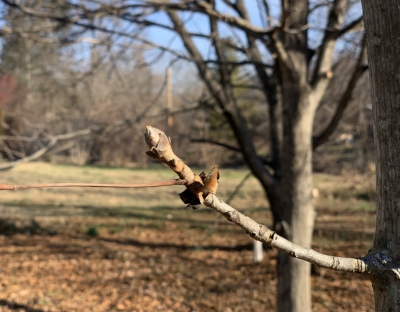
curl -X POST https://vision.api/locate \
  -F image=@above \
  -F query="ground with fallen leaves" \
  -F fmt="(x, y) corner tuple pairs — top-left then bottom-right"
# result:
(0, 163), (376, 311)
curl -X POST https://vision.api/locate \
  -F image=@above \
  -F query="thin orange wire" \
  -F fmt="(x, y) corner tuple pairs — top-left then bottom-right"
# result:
(0, 179), (187, 191)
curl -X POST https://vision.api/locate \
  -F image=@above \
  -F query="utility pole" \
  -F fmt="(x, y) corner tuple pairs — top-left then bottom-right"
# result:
(167, 67), (173, 132)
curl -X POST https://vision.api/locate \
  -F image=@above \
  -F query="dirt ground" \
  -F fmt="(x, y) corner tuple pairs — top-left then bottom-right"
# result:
(0, 163), (376, 311)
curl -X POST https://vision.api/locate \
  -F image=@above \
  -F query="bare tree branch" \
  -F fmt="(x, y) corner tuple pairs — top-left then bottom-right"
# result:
(0, 129), (92, 171)
(146, 104), (200, 118)
(143, 125), (378, 275)
(311, 7), (363, 95)
(199, 171), (252, 242)
(204, 194), (368, 273)
(313, 36), (368, 148)
(311, 0), (348, 94)
(233, 0), (282, 178)
(0, 140), (16, 160)
(231, 84), (263, 90)
(191, 138), (241, 152)
(258, 0), (272, 28)
(0, 135), (37, 141)
(152, 0), (272, 36)
(208, 0), (231, 91)
(0, 137), (56, 171)
(165, 9), (277, 191)
(204, 59), (274, 67)
(280, 0), (289, 29)
(1, 0), (188, 62)
(334, 16), (363, 39)
(268, 30), (298, 77)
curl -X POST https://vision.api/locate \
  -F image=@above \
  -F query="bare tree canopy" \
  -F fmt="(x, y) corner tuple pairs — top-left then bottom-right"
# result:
(0, 0), (374, 311)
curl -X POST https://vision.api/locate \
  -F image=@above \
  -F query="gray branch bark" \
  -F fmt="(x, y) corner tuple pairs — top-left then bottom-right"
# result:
(204, 194), (368, 273)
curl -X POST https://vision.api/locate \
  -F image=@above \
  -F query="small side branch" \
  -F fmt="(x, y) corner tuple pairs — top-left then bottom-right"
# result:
(204, 194), (368, 274)
(0, 129), (92, 171)
(268, 30), (296, 75)
(313, 36), (368, 149)
(0, 180), (186, 191)
(144, 125), (373, 274)
(191, 138), (241, 152)
(311, 0), (348, 93)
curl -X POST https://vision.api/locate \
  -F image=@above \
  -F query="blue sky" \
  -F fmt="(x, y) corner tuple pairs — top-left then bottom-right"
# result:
(142, 0), (281, 70)
(0, 0), (363, 85)
(140, 0), (362, 76)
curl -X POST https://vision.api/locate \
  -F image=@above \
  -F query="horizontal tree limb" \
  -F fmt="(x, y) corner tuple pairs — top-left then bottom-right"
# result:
(143, 126), (390, 277)
(203, 194), (368, 274)
(191, 138), (241, 152)
(0, 135), (37, 142)
(0, 129), (92, 171)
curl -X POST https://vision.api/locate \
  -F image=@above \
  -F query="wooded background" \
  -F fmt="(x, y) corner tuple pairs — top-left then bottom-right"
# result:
(0, 0), (372, 172)
(3, 1), (398, 312)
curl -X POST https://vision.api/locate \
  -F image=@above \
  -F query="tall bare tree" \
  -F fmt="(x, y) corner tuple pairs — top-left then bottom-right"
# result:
(360, 0), (400, 309)
(0, 0), (367, 310)
(126, 2), (365, 311)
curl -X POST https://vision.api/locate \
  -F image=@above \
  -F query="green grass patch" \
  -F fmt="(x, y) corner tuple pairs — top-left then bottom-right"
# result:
(86, 225), (99, 236)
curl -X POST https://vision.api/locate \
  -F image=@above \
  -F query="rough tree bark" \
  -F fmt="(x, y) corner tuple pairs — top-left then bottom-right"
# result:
(278, 82), (315, 311)
(361, 0), (400, 310)
(274, 0), (315, 309)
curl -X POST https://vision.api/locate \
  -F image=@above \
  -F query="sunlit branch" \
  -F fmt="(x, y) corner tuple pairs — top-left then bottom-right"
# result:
(204, 194), (368, 274)
(143, 125), (378, 275)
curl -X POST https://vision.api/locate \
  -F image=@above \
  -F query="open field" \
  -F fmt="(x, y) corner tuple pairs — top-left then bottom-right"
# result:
(0, 162), (376, 311)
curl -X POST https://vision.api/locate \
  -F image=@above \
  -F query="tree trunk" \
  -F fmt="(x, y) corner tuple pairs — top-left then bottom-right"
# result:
(0, 109), (3, 136)
(0, 109), (4, 157)
(361, 0), (400, 310)
(276, 81), (315, 312)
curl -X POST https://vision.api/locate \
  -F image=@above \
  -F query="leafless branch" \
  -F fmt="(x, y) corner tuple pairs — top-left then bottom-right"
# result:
(280, 0), (289, 29)
(221, 0), (236, 11)
(334, 16), (363, 39)
(199, 171), (252, 242)
(165, 7), (273, 190)
(313, 36), (368, 148)
(1, 0), (189, 62)
(311, 0), (348, 92)
(230, 0), (282, 178)
(0, 129), (92, 171)
(0, 140), (16, 160)
(311, 12), (363, 93)
(231, 84), (263, 90)
(146, 104), (200, 118)
(257, 0), (271, 28)
(309, 0), (331, 13)
(204, 194), (368, 273)
(153, 0), (272, 36)
(143, 125), (375, 274)
(0, 135), (37, 142)
(268, 30), (297, 75)
(208, 0), (230, 90)
(205, 59), (274, 68)
(191, 138), (241, 152)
